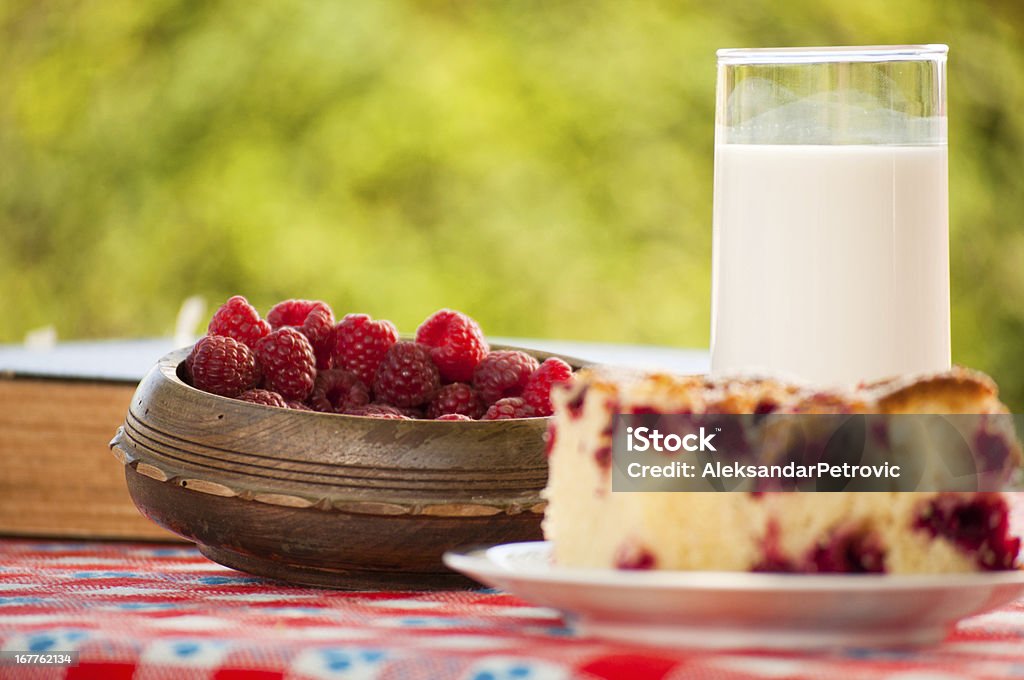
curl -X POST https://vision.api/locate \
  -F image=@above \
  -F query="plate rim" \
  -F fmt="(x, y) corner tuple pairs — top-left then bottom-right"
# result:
(444, 540), (1024, 592)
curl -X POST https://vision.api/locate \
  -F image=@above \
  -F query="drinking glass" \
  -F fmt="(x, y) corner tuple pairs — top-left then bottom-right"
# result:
(710, 45), (949, 385)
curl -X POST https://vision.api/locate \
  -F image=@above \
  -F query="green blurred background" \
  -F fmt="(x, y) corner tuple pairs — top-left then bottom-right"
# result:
(2, 1), (1022, 405)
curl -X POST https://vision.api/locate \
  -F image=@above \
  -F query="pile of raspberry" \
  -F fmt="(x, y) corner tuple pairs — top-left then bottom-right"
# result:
(184, 296), (575, 421)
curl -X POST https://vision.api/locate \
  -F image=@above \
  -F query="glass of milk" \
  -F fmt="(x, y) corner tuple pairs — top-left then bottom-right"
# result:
(710, 45), (950, 386)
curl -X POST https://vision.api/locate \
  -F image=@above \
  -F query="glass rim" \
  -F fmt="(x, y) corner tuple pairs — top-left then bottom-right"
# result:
(717, 44), (948, 65)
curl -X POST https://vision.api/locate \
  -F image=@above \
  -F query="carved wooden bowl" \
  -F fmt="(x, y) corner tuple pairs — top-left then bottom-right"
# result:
(110, 345), (584, 590)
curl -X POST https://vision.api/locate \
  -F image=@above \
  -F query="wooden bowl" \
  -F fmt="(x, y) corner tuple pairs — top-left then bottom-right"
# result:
(110, 345), (584, 590)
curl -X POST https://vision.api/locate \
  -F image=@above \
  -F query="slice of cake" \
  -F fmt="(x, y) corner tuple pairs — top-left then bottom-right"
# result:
(542, 367), (1022, 573)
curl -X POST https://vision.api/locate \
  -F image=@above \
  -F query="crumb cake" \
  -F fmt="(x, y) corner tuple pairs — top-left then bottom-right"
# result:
(542, 367), (1023, 573)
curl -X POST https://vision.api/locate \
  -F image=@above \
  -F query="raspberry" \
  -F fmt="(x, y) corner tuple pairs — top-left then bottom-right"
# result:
(544, 423), (557, 457)
(286, 400), (313, 411)
(187, 335), (259, 397)
(436, 413), (473, 421)
(237, 389), (288, 408)
(372, 341), (441, 408)
(521, 358), (574, 416)
(266, 299), (333, 329)
(427, 383), (485, 419)
(566, 385), (588, 419)
(482, 397), (535, 420)
(473, 351), (539, 404)
(344, 404), (412, 420)
(309, 369), (370, 413)
(415, 309), (489, 383)
(614, 540), (657, 570)
(302, 307), (336, 370)
(266, 300), (336, 369)
(254, 327), (317, 401)
(207, 296), (271, 349)
(332, 314), (399, 387)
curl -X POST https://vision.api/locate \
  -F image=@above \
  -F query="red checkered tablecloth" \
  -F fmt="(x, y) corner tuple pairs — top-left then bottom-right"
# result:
(0, 539), (1023, 680)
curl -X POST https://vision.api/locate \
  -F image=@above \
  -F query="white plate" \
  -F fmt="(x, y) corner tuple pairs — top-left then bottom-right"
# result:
(444, 541), (1024, 650)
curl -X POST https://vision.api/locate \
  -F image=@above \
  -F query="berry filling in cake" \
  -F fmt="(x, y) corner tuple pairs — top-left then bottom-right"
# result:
(915, 493), (1020, 570)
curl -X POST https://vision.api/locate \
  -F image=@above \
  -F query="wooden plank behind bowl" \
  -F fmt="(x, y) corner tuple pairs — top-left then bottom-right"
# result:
(0, 377), (181, 541)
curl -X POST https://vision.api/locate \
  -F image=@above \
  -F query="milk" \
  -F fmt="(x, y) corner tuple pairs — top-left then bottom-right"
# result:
(710, 143), (950, 385)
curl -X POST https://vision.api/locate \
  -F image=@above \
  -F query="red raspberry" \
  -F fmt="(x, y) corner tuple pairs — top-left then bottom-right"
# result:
(309, 369), (370, 413)
(266, 300), (336, 369)
(332, 314), (399, 387)
(415, 309), (489, 383)
(482, 397), (535, 420)
(187, 335), (259, 397)
(286, 400), (313, 411)
(372, 341), (440, 408)
(254, 327), (317, 401)
(237, 389), (288, 408)
(427, 383), (485, 419)
(521, 358), (574, 417)
(473, 350), (539, 403)
(344, 404), (412, 420)
(266, 299), (333, 329)
(436, 413), (473, 421)
(302, 307), (336, 370)
(208, 296), (271, 349)
(544, 422), (557, 457)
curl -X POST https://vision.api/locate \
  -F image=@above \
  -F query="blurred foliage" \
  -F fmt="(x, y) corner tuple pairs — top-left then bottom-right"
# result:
(1, 1), (1023, 405)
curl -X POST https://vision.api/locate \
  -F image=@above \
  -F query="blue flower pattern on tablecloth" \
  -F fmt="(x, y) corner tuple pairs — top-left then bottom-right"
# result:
(1, 630), (89, 655)
(373, 616), (476, 629)
(72, 571), (143, 579)
(291, 646), (391, 679)
(0, 597), (45, 606)
(463, 656), (570, 680)
(141, 638), (229, 667)
(107, 602), (179, 611)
